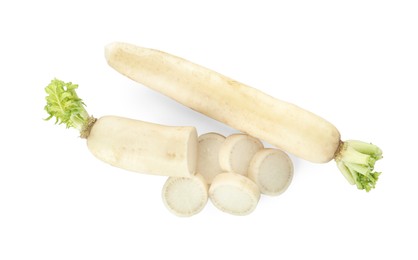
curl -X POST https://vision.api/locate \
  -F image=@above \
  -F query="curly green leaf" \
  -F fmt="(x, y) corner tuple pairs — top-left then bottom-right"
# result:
(44, 78), (92, 136)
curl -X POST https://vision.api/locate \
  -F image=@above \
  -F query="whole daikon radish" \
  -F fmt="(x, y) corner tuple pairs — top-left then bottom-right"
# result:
(105, 42), (383, 192)
(44, 79), (197, 177)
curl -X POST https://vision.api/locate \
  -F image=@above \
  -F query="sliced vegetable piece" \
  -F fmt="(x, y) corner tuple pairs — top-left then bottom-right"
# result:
(162, 174), (208, 217)
(197, 132), (225, 184)
(209, 172), (260, 216)
(218, 134), (263, 176)
(248, 148), (293, 196)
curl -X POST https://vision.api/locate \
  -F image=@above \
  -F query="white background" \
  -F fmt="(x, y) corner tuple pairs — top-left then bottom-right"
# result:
(1, 0), (417, 259)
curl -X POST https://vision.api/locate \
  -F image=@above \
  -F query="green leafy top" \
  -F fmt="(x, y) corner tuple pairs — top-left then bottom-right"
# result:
(44, 78), (94, 137)
(336, 140), (383, 192)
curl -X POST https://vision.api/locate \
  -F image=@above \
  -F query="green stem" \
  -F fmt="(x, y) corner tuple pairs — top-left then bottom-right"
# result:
(347, 140), (383, 158)
(335, 140), (382, 192)
(336, 161), (355, 185)
(44, 78), (95, 138)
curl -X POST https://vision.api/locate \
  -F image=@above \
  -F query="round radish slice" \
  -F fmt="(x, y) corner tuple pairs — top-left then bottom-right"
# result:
(219, 134), (263, 176)
(209, 172), (260, 216)
(162, 174), (208, 217)
(197, 132), (225, 184)
(248, 148), (293, 196)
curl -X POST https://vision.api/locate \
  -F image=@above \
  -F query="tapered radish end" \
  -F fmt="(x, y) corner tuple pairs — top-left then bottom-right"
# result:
(104, 42), (120, 63)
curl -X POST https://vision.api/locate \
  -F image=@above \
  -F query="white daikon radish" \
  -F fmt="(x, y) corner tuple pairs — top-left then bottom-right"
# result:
(45, 79), (197, 177)
(209, 172), (260, 216)
(218, 134), (263, 176)
(248, 148), (293, 196)
(162, 174), (208, 217)
(105, 42), (383, 191)
(197, 132), (225, 184)
(88, 116), (197, 177)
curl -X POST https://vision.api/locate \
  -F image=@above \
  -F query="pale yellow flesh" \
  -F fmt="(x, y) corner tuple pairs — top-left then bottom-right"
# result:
(218, 134), (263, 176)
(162, 174), (208, 217)
(105, 42), (341, 163)
(87, 116), (198, 177)
(248, 148), (294, 196)
(197, 132), (225, 184)
(209, 172), (260, 216)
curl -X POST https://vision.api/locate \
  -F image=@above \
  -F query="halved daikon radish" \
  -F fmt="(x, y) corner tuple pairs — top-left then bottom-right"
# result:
(44, 79), (198, 178)
(209, 172), (260, 216)
(197, 132), (226, 184)
(218, 134), (263, 176)
(248, 148), (293, 196)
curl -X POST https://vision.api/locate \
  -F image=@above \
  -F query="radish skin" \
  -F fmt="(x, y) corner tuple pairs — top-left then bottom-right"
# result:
(105, 42), (383, 191)
(88, 116), (197, 177)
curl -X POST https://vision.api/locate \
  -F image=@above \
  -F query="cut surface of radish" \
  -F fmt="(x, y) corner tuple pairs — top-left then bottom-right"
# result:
(248, 148), (293, 196)
(218, 134), (263, 176)
(209, 172), (260, 216)
(162, 174), (208, 217)
(197, 132), (225, 184)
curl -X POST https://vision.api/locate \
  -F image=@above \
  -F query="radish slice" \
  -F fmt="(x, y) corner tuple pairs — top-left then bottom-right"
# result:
(209, 172), (260, 216)
(162, 174), (208, 217)
(197, 132), (226, 184)
(219, 134), (263, 176)
(248, 148), (294, 196)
